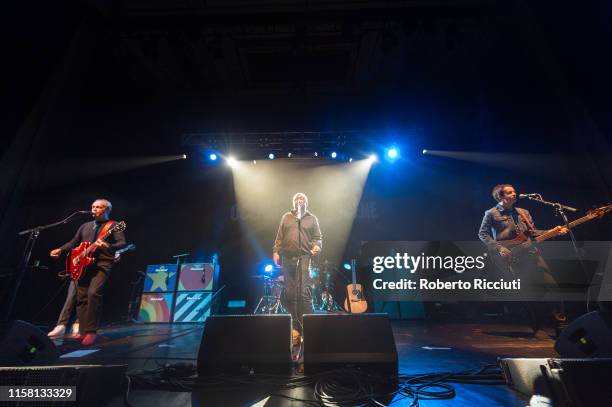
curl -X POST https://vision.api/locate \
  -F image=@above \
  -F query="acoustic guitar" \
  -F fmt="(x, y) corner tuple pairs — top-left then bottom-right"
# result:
(344, 259), (367, 313)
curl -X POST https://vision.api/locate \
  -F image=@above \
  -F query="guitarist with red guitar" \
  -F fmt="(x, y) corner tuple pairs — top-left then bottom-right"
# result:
(50, 199), (127, 346)
(478, 184), (568, 338)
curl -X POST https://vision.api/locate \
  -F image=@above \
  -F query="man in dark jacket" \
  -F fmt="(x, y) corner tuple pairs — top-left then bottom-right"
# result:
(479, 184), (567, 336)
(50, 199), (126, 345)
(273, 193), (322, 344)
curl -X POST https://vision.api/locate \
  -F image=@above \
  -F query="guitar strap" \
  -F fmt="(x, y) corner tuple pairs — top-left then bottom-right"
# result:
(96, 221), (115, 241)
(516, 209), (535, 234)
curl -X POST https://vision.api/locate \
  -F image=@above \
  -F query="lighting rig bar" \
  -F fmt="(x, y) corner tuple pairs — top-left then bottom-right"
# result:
(182, 131), (374, 159)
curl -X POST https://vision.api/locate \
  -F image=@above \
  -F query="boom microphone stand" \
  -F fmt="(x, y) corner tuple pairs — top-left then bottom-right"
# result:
(524, 194), (593, 311)
(4, 211), (88, 321)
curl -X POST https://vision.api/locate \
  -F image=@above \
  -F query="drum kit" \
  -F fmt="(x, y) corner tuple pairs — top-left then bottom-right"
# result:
(253, 259), (342, 314)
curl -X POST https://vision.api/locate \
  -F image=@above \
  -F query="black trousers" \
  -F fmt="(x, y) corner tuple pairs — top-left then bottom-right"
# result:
(511, 252), (565, 328)
(57, 281), (77, 326)
(281, 255), (313, 332)
(76, 263), (111, 333)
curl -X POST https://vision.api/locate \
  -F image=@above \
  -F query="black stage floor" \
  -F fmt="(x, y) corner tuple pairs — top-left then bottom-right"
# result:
(43, 317), (561, 406)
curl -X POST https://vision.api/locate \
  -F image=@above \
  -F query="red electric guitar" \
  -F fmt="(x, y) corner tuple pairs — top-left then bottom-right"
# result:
(67, 221), (127, 281)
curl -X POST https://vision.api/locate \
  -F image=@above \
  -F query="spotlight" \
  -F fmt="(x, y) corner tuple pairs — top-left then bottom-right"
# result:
(331, 151), (337, 159)
(343, 263), (351, 270)
(314, 152), (318, 157)
(349, 157), (353, 163)
(209, 153), (217, 161)
(268, 153), (275, 160)
(422, 149), (428, 155)
(368, 154), (378, 162)
(288, 152), (292, 158)
(182, 154), (187, 159)
(264, 264), (274, 273)
(253, 160), (257, 165)
(227, 156), (237, 167)
(387, 148), (399, 160)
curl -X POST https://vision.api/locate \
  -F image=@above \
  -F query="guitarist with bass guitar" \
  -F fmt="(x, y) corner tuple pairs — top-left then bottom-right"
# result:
(478, 184), (567, 337)
(50, 199), (127, 346)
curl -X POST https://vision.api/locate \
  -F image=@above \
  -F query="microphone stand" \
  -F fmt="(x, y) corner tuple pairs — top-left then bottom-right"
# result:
(3, 211), (86, 321)
(295, 210), (304, 334)
(125, 271), (145, 323)
(526, 195), (593, 311)
(172, 253), (190, 289)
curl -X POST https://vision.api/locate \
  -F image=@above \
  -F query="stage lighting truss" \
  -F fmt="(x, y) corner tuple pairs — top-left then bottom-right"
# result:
(182, 131), (370, 161)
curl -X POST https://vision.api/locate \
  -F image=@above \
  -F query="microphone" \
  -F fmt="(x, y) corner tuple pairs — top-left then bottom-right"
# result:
(78, 210), (91, 214)
(518, 193), (541, 199)
(297, 203), (305, 220)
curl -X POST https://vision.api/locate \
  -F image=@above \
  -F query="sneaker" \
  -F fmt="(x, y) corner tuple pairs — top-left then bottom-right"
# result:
(81, 333), (97, 346)
(71, 322), (80, 337)
(47, 325), (66, 338)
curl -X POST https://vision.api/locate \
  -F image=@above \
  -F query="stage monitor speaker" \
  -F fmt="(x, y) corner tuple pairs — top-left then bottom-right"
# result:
(0, 320), (59, 366)
(0, 364), (127, 407)
(554, 311), (612, 358)
(500, 358), (612, 406)
(197, 314), (292, 375)
(303, 313), (398, 374)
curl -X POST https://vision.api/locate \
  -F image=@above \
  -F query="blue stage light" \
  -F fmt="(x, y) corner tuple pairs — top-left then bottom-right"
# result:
(268, 153), (275, 160)
(422, 149), (428, 155)
(264, 264), (274, 272)
(209, 153), (217, 161)
(331, 151), (337, 159)
(343, 263), (351, 270)
(387, 148), (398, 159)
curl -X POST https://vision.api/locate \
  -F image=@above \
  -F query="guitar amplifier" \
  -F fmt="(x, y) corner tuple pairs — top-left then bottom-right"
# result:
(139, 293), (174, 323)
(178, 263), (219, 291)
(143, 264), (178, 292)
(172, 291), (213, 323)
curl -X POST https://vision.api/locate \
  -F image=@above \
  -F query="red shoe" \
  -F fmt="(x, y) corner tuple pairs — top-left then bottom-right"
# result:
(81, 333), (97, 346)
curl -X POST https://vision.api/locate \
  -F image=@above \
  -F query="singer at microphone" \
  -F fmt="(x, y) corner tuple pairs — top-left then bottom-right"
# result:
(47, 198), (127, 346)
(272, 192), (323, 343)
(478, 184), (568, 333)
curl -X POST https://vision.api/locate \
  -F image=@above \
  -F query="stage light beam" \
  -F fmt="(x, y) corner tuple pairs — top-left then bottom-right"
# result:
(387, 148), (398, 159)
(268, 153), (275, 160)
(209, 153), (217, 161)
